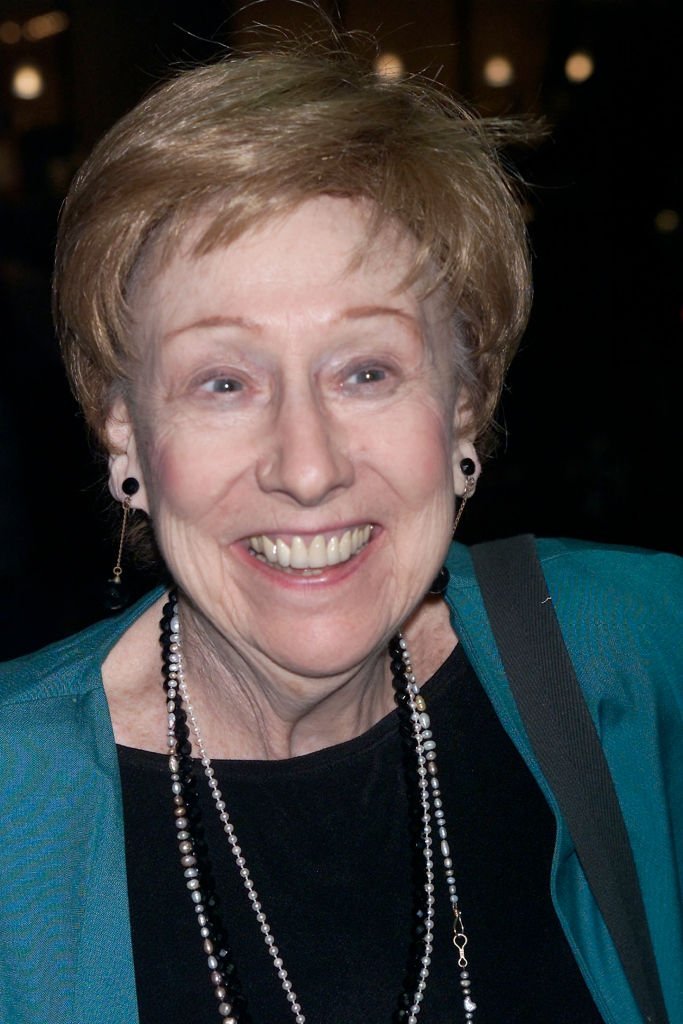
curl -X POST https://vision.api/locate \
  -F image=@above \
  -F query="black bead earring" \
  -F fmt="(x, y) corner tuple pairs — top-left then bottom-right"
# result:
(103, 477), (140, 612)
(428, 459), (476, 597)
(452, 458), (476, 535)
(428, 566), (450, 595)
(122, 477), (140, 498)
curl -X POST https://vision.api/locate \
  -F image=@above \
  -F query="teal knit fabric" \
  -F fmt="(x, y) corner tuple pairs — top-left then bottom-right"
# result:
(1, 539), (681, 1023)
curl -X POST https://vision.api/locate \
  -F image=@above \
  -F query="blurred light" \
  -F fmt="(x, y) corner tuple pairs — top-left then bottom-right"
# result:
(23, 10), (69, 41)
(0, 20), (22, 44)
(565, 51), (594, 84)
(655, 209), (680, 233)
(374, 51), (404, 80)
(483, 56), (514, 88)
(11, 64), (45, 100)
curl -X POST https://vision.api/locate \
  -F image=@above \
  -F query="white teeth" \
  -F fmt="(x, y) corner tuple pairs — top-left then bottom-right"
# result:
(308, 534), (327, 569)
(276, 538), (290, 567)
(327, 536), (340, 565)
(338, 530), (351, 562)
(249, 525), (373, 569)
(289, 535), (308, 569)
(262, 535), (278, 562)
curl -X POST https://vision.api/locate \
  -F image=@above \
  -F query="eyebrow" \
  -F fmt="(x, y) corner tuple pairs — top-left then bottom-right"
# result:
(162, 305), (421, 344)
(338, 305), (421, 329)
(162, 315), (260, 343)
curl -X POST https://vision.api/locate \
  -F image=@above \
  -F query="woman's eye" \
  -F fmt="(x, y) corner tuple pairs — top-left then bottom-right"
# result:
(200, 377), (243, 394)
(347, 367), (387, 385)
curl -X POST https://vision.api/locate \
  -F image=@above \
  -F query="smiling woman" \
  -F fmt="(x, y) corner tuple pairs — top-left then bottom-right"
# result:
(1, 39), (681, 1024)
(108, 199), (462, 692)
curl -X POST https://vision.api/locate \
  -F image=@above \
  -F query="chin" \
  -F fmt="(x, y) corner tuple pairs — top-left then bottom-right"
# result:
(257, 614), (393, 679)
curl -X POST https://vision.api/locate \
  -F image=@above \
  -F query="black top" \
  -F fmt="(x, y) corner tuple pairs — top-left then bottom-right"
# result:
(118, 645), (604, 1024)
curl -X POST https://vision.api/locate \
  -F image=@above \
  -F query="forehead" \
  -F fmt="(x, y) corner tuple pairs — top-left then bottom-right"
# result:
(129, 197), (436, 330)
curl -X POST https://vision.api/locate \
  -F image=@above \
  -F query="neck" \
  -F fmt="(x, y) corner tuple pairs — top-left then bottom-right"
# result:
(178, 600), (396, 760)
(104, 590), (456, 760)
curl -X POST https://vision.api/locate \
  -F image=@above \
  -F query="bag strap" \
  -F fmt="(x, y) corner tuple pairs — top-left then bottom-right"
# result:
(470, 534), (669, 1024)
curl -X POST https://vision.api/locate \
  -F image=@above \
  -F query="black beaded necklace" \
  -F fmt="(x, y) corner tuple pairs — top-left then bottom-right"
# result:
(159, 591), (476, 1024)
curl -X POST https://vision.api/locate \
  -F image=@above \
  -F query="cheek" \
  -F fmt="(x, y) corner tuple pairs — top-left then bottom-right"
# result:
(377, 404), (454, 502)
(142, 428), (237, 526)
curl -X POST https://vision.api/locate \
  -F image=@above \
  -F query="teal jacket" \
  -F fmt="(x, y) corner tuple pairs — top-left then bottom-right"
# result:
(1, 538), (681, 1023)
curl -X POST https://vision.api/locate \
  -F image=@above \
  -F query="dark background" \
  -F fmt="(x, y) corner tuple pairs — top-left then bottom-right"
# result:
(1, 0), (681, 660)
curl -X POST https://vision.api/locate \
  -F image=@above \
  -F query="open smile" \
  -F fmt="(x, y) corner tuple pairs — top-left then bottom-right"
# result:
(249, 525), (374, 571)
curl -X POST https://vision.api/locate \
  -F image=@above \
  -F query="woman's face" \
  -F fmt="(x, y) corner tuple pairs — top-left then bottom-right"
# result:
(113, 197), (472, 678)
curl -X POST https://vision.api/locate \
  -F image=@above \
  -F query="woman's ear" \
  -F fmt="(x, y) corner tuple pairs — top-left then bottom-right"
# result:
(105, 397), (150, 512)
(451, 391), (481, 497)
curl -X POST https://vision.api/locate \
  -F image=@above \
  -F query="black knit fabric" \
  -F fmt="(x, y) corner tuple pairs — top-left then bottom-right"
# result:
(118, 644), (604, 1024)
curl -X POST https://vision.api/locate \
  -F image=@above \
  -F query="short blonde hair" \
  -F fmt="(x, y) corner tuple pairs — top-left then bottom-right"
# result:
(54, 44), (533, 456)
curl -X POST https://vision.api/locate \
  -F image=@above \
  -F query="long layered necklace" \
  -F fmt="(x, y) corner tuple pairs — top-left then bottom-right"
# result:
(160, 591), (477, 1023)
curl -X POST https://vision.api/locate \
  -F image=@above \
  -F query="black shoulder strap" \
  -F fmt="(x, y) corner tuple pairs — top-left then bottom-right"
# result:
(470, 534), (669, 1024)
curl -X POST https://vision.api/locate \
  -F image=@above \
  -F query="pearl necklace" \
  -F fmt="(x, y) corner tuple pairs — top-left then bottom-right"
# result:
(160, 592), (477, 1022)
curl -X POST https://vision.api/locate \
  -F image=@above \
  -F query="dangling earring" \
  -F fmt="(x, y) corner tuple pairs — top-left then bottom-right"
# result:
(428, 566), (450, 595)
(428, 459), (477, 596)
(104, 477), (139, 612)
(452, 457), (476, 534)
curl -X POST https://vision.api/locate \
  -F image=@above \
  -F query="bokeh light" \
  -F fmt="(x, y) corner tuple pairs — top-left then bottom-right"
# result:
(565, 51), (595, 83)
(654, 209), (680, 233)
(11, 64), (45, 101)
(23, 11), (69, 42)
(374, 51), (404, 80)
(483, 56), (515, 88)
(0, 20), (22, 44)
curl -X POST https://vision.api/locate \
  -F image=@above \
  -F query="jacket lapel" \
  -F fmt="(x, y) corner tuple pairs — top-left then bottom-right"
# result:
(0, 686), (138, 1023)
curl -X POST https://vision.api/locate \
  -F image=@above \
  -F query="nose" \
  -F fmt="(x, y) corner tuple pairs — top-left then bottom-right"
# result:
(256, 385), (354, 506)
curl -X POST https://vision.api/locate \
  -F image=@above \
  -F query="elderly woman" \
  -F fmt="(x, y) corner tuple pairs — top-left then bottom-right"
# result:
(1, 45), (681, 1024)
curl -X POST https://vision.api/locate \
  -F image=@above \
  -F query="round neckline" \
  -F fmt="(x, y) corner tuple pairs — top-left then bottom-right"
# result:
(117, 643), (468, 779)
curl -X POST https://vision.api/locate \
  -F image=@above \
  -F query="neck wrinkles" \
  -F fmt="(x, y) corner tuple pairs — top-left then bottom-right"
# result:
(178, 597), (396, 761)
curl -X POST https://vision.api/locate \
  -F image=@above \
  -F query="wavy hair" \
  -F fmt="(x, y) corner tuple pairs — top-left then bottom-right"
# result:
(55, 43), (534, 457)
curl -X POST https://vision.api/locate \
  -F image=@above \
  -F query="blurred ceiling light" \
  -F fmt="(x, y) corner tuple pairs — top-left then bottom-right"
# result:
(483, 56), (514, 88)
(374, 51), (404, 80)
(23, 10), (69, 42)
(11, 64), (45, 100)
(0, 20), (22, 44)
(654, 209), (680, 233)
(565, 51), (594, 84)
